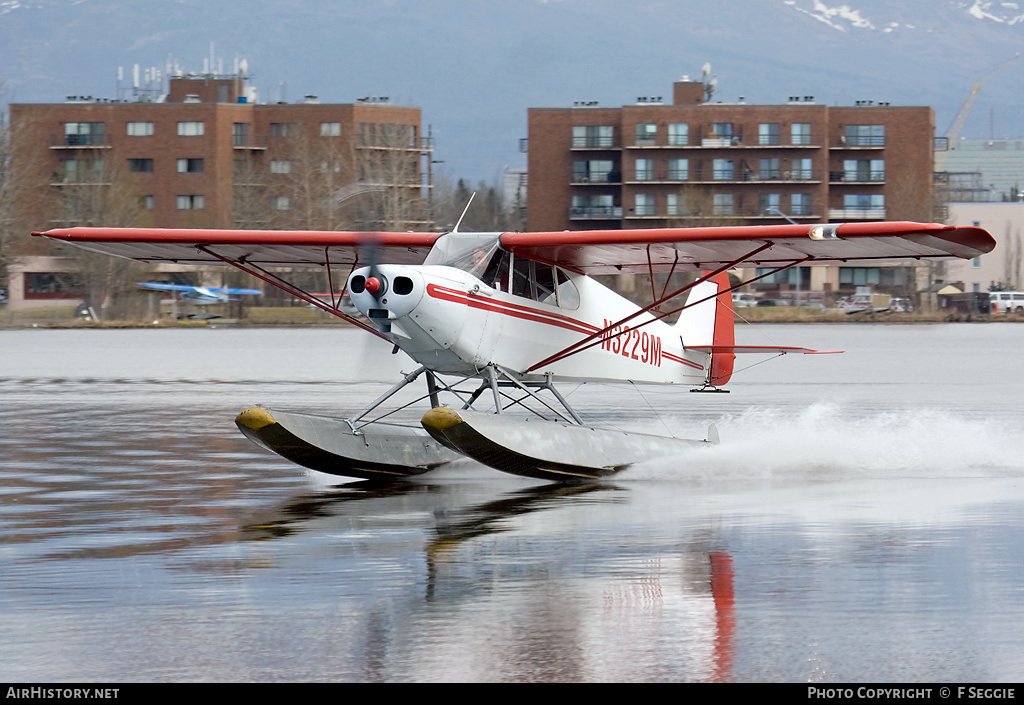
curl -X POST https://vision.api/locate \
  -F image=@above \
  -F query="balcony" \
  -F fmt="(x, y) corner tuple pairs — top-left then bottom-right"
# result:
(571, 136), (616, 149)
(571, 171), (622, 184)
(49, 135), (110, 149)
(828, 207), (886, 219)
(569, 206), (623, 220)
(617, 203), (822, 221)
(232, 134), (268, 150)
(835, 135), (886, 148)
(829, 170), (885, 183)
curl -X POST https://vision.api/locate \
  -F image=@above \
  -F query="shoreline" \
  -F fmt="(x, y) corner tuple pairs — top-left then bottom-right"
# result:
(2, 307), (1019, 329)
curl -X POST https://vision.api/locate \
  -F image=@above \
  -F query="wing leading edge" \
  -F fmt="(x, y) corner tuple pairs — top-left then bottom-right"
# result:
(34, 227), (442, 268)
(500, 221), (996, 275)
(35, 221), (995, 276)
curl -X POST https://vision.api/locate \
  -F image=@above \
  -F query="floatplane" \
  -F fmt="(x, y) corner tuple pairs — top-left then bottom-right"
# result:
(35, 219), (994, 482)
(137, 281), (263, 306)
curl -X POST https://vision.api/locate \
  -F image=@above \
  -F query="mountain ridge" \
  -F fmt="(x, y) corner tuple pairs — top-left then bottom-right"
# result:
(2, 0), (1022, 181)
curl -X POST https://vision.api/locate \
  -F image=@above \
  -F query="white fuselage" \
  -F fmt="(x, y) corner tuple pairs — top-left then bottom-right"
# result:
(347, 263), (710, 385)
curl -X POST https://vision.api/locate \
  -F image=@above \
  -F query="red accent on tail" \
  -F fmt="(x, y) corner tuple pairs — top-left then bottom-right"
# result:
(709, 272), (735, 385)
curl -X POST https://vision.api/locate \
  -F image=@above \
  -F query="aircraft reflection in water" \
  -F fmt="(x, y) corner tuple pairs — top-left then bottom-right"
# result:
(241, 480), (735, 682)
(37, 220), (994, 483)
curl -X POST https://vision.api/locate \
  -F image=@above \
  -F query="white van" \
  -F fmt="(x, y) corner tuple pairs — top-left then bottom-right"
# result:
(989, 291), (1024, 314)
(731, 292), (758, 308)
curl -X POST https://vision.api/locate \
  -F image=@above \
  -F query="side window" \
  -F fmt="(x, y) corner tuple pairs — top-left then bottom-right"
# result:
(534, 264), (557, 305)
(555, 269), (580, 310)
(482, 250), (511, 292)
(511, 256), (532, 298)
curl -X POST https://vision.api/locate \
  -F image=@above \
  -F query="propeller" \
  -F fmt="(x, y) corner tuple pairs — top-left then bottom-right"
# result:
(349, 232), (391, 333)
(363, 231), (387, 299)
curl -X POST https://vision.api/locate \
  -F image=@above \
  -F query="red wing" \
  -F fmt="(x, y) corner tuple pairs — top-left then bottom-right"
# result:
(500, 222), (995, 275)
(33, 227), (441, 268)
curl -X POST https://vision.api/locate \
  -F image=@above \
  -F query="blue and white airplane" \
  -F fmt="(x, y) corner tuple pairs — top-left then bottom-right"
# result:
(137, 281), (261, 305)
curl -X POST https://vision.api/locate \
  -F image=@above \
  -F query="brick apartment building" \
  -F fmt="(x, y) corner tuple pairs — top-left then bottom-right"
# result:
(7, 72), (433, 311)
(526, 78), (937, 302)
(12, 73), (431, 231)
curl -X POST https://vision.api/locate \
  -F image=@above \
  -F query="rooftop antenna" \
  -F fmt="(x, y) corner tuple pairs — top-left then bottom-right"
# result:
(701, 63), (717, 102)
(452, 192), (476, 233)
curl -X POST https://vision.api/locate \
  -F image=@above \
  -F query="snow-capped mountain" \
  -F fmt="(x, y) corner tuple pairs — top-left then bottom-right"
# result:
(1, 0), (1023, 181)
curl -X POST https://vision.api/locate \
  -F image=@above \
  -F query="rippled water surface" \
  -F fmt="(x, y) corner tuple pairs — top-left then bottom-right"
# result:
(2, 324), (1024, 682)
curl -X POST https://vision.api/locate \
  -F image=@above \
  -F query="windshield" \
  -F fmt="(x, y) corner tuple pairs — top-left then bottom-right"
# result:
(422, 232), (502, 277)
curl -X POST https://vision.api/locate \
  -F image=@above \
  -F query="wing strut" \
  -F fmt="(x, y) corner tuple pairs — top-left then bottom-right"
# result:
(197, 245), (388, 340)
(527, 250), (812, 372)
(527, 241), (774, 372)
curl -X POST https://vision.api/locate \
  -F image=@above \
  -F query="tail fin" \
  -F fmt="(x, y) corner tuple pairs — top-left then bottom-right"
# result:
(674, 272), (735, 386)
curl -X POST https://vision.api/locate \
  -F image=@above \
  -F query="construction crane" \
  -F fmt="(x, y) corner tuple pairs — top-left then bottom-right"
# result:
(935, 53), (1019, 172)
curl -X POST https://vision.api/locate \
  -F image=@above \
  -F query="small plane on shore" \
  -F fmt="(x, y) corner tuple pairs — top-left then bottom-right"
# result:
(137, 281), (262, 305)
(36, 220), (994, 482)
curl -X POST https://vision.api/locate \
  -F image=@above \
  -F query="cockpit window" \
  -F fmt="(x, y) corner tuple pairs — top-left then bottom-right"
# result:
(424, 233), (579, 309)
(509, 255), (579, 310)
(422, 232), (502, 277)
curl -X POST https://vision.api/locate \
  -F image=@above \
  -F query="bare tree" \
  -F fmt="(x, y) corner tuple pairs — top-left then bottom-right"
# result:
(1002, 225), (1022, 291)
(350, 123), (428, 231)
(51, 151), (149, 321)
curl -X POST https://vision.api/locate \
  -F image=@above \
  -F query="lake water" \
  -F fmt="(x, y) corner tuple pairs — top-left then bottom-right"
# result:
(2, 324), (1024, 683)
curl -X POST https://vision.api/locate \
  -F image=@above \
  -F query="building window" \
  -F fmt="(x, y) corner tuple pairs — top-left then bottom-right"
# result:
(791, 193), (812, 216)
(24, 273), (83, 299)
(177, 121), (205, 136)
(791, 123), (812, 145)
(358, 123), (377, 146)
(271, 196), (291, 211)
(270, 122), (298, 138)
(634, 193), (655, 216)
(667, 158), (688, 181)
(758, 158), (780, 180)
(843, 194), (885, 213)
(971, 256), (982, 269)
(791, 158), (813, 180)
(844, 124), (885, 147)
(126, 122), (154, 137)
(572, 160), (615, 183)
(177, 158), (204, 173)
(62, 158), (105, 182)
(128, 158), (154, 173)
(320, 122), (341, 137)
(842, 159), (885, 182)
(177, 195), (204, 209)
(712, 123), (734, 140)
(64, 122), (105, 146)
(571, 194), (616, 218)
(666, 193), (687, 216)
(758, 123), (780, 146)
(667, 123), (688, 146)
(634, 123), (657, 146)
(140, 195), (154, 210)
(712, 159), (734, 180)
(759, 193), (781, 215)
(713, 194), (734, 216)
(634, 158), (654, 181)
(756, 266), (803, 286)
(839, 266), (906, 286)
(233, 123), (249, 147)
(270, 160), (293, 174)
(572, 125), (614, 148)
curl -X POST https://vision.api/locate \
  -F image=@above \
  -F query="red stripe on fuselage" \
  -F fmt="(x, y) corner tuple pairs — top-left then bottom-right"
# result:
(661, 351), (705, 370)
(426, 283), (598, 335)
(425, 283), (698, 369)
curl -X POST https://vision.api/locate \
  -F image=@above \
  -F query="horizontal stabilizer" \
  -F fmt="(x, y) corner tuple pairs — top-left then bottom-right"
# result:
(685, 345), (843, 355)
